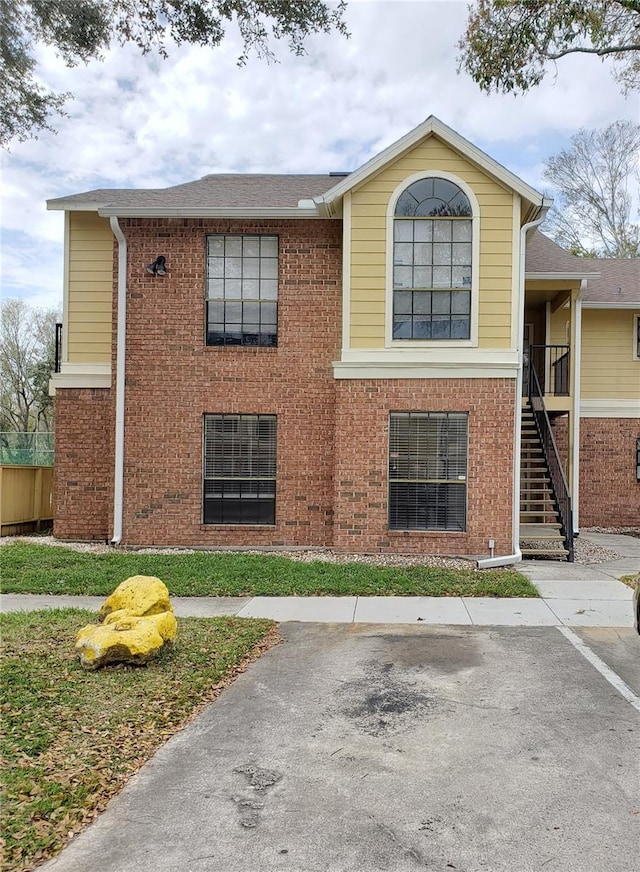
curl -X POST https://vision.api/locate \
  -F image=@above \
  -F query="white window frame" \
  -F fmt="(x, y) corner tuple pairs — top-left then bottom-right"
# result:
(385, 171), (480, 349)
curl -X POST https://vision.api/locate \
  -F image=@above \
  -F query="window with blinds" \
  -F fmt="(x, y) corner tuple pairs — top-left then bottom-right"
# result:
(206, 235), (278, 347)
(388, 412), (468, 532)
(203, 414), (276, 524)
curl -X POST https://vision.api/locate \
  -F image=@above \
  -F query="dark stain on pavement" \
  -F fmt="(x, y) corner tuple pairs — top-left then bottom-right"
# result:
(231, 763), (282, 828)
(377, 633), (481, 674)
(336, 663), (439, 737)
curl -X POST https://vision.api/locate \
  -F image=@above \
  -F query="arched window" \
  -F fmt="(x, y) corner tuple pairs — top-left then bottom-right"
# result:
(393, 177), (472, 340)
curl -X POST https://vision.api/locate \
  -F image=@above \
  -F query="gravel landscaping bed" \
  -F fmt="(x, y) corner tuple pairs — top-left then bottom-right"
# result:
(3, 529), (634, 569)
(0, 535), (475, 570)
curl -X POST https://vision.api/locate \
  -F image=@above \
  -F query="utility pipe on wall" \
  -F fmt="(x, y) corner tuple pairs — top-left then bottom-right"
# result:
(109, 217), (127, 545)
(477, 202), (552, 569)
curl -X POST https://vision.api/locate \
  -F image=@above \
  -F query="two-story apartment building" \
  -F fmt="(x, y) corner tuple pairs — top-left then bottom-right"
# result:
(47, 117), (640, 563)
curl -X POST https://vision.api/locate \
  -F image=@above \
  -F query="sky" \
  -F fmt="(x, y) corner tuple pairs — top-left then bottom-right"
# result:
(1, 0), (638, 312)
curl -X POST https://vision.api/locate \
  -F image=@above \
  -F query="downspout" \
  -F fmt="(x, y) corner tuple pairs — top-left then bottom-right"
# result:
(478, 202), (551, 569)
(110, 216), (127, 545)
(571, 287), (584, 532)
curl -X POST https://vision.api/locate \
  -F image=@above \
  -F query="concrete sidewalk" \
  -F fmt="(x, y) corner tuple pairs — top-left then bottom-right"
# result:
(2, 533), (637, 628)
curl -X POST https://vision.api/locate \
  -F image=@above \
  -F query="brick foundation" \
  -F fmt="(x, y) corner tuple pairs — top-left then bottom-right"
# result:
(579, 418), (640, 527)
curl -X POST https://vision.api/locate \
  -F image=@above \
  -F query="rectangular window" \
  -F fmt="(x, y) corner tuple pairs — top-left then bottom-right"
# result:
(203, 414), (276, 524)
(206, 235), (278, 347)
(634, 315), (640, 360)
(388, 412), (468, 531)
(393, 219), (471, 340)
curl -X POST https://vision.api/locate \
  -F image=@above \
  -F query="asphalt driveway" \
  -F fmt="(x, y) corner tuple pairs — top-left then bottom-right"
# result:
(44, 623), (640, 872)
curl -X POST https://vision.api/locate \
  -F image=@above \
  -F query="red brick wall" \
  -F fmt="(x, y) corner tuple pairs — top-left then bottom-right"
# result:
(54, 388), (113, 540)
(116, 217), (342, 546)
(54, 217), (521, 555)
(579, 418), (640, 527)
(332, 379), (516, 556)
(550, 415), (569, 473)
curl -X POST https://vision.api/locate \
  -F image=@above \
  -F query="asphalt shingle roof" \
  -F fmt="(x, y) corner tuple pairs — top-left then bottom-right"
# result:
(47, 174), (339, 210)
(525, 231), (639, 303)
(525, 231), (599, 275)
(579, 257), (640, 303)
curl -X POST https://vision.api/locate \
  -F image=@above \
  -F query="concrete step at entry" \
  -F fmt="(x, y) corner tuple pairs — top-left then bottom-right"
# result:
(520, 523), (563, 538)
(521, 547), (569, 557)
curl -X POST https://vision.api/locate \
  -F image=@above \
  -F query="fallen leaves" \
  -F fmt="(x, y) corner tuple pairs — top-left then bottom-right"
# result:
(1, 609), (278, 872)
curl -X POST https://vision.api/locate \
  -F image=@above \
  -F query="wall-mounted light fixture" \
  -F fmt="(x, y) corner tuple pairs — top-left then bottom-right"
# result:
(145, 256), (167, 276)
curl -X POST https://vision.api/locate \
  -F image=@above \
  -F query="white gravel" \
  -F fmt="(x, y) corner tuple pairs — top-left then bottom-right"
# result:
(0, 535), (476, 570)
(4, 529), (634, 568)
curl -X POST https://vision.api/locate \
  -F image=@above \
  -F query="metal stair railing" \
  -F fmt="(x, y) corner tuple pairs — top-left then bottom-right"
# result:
(527, 363), (574, 561)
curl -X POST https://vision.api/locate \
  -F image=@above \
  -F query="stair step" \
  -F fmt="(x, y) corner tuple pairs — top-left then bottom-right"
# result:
(521, 521), (562, 531)
(520, 512), (560, 519)
(521, 548), (569, 557)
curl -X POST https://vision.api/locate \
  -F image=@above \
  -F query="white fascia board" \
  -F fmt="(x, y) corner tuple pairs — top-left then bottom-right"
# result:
(525, 271), (599, 281)
(333, 361), (518, 379)
(339, 348), (518, 366)
(580, 399), (640, 417)
(49, 363), (112, 393)
(47, 201), (103, 211)
(97, 206), (324, 219)
(581, 301), (640, 309)
(315, 116), (545, 212)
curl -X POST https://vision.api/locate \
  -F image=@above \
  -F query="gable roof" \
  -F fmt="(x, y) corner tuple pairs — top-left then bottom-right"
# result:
(314, 116), (546, 217)
(48, 116), (546, 219)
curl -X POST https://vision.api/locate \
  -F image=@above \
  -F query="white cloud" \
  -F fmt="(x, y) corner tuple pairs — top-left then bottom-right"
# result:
(2, 0), (638, 311)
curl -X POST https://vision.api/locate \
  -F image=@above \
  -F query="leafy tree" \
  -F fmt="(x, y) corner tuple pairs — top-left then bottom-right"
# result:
(458, 1), (640, 95)
(1, 0), (347, 146)
(542, 121), (640, 258)
(0, 298), (60, 434)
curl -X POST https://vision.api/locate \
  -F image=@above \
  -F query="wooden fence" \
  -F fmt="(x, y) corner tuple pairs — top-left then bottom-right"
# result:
(0, 466), (55, 535)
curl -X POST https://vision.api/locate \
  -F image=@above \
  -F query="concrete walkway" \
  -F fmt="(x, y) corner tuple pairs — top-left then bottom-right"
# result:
(2, 534), (637, 627)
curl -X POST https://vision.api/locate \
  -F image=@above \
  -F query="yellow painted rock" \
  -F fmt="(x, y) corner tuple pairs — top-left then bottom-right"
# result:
(76, 576), (177, 669)
(99, 575), (171, 619)
(102, 609), (177, 641)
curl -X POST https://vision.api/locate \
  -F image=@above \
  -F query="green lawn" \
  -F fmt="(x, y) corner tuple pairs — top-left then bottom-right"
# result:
(1, 609), (276, 872)
(1, 542), (538, 597)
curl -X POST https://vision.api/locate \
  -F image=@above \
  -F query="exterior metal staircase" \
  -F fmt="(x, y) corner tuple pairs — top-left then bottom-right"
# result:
(519, 366), (574, 561)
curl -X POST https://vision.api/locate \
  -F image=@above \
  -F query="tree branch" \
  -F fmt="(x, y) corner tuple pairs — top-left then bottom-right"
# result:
(548, 44), (640, 60)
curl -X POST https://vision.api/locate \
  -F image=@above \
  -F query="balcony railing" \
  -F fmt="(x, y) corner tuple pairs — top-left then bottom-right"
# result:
(524, 345), (570, 397)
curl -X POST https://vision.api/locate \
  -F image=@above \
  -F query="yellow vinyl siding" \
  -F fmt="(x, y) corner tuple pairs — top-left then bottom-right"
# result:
(349, 135), (515, 349)
(67, 212), (113, 363)
(581, 309), (640, 399)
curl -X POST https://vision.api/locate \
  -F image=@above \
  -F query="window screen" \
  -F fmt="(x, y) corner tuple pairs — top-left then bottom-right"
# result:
(206, 235), (278, 347)
(203, 414), (276, 524)
(388, 412), (468, 531)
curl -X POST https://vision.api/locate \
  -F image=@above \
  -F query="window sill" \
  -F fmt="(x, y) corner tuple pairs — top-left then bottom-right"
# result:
(200, 524), (277, 529)
(387, 529), (467, 536)
(205, 345), (278, 352)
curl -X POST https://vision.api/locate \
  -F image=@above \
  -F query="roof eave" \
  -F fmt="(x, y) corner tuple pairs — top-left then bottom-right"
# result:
(96, 206), (326, 218)
(314, 115), (545, 211)
(581, 300), (640, 309)
(47, 200), (103, 211)
(525, 271), (600, 281)
(47, 203), (331, 218)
